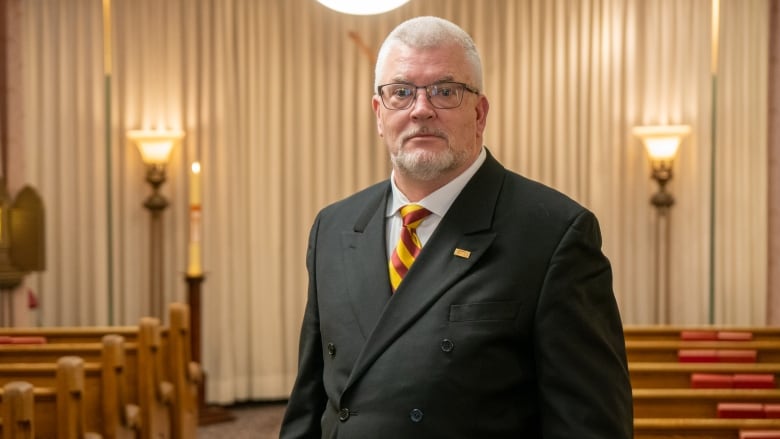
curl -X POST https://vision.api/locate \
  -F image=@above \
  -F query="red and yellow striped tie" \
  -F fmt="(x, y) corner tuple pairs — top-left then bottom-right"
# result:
(389, 204), (432, 292)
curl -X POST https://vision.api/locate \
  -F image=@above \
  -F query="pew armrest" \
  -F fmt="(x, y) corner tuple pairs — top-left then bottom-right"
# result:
(188, 361), (203, 384)
(158, 381), (174, 404)
(125, 403), (141, 429)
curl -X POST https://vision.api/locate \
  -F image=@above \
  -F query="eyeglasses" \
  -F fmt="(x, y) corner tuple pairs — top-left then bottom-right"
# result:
(376, 81), (480, 110)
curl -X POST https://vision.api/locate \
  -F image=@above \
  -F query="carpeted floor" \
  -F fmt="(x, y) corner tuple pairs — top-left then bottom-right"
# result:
(198, 401), (287, 438)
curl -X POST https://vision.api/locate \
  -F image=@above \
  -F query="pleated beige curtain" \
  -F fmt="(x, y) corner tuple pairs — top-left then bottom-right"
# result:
(14, 0), (770, 403)
(20, 0), (110, 325)
(713, 0), (769, 323)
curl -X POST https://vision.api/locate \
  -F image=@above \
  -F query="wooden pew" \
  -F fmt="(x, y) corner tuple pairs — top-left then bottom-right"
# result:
(625, 326), (780, 342)
(635, 418), (780, 439)
(136, 306), (201, 439)
(0, 340), (141, 404)
(0, 358), (101, 438)
(0, 326), (139, 344)
(0, 302), (200, 439)
(628, 326), (780, 438)
(0, 336), (140, 438)
(0, 357), (102, 439)
(0, 360), (101, 389)
(626, 340), (780, 363)
(0, 326), (174, 438)
(634, 388), (780, 418)
(630, 362), (780, 389)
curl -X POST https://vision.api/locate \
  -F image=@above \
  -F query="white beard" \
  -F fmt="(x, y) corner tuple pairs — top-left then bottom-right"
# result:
(391, 144), (466, 181)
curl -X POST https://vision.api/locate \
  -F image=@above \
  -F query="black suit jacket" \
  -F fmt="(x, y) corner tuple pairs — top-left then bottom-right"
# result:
(281, 151), (633, 438)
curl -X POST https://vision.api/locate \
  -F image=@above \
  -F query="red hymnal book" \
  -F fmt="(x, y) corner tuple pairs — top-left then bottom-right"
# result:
(740, 430), (780, 439)
(717, 402), (765, 418)
(733, 374), (776, 389)
(691, 373), (734, 388)
(678, 349), (718, 362)
(717, 331), (754, 341)
(718, 350), (758, 363)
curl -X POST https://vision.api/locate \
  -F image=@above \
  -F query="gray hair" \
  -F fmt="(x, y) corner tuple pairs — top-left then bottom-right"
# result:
(374, 16), (483, 92)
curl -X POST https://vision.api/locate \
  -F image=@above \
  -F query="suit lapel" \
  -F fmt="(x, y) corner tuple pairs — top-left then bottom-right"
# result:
(341, 184), (393, 339)
(341, 153), (506, 396)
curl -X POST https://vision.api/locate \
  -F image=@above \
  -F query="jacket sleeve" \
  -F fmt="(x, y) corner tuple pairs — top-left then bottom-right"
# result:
(279, 214), (327, 439)
(534, 209), (634, 438)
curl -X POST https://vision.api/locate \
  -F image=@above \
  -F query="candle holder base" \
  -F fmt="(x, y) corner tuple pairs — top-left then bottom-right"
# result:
(197, 371), (237, 426)
(186, 274), (235, 426)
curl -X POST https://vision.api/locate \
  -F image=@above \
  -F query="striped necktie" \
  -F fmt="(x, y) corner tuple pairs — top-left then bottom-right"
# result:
(389, 204), (432, 292)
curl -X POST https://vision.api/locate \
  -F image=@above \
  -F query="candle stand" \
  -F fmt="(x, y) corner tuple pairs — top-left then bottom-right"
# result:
(186, 274), (235, 425)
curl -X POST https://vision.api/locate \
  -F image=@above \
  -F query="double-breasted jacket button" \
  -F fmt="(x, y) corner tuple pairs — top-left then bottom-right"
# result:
(327, 342), (336, 357)
(440, 338), (454, 353)
(409, 408), (424, 423)
(338, 408), (350, 422)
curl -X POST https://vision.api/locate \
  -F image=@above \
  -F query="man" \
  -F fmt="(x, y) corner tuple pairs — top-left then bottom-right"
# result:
(280, 16), (633, 438)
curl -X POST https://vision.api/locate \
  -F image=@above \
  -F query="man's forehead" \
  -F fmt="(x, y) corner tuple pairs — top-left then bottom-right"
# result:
(383, 45), (469, 82)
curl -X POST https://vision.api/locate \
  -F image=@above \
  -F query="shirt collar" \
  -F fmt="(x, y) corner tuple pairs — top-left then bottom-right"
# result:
(387, 147), (487, 218)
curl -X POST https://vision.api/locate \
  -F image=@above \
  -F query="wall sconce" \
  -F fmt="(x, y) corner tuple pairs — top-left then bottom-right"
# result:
(632, 125), (691, 215)
(127, 129), (185, 318)
(128, 130), (185, 211)
(316, 0), (410, 15)
(632, 124), (690, 323)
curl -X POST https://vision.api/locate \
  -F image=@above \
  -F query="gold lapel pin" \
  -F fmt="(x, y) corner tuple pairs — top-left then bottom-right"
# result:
(453, 248), (471, 259)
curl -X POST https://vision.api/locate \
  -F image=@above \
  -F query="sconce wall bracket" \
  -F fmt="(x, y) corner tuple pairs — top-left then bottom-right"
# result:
(650, 160), (675, 213)
(143, 165), (169, 212)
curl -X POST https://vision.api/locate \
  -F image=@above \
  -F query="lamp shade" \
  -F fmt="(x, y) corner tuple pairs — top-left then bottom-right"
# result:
(127, 130), (185, 165)
(316, 0), (410, 15)
(632, 125), (691, 161)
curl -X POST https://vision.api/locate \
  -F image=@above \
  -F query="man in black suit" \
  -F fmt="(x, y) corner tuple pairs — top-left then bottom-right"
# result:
(280, 16), (633, 438)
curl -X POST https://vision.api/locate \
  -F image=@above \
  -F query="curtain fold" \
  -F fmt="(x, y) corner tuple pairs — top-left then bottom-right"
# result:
(15, 0), (771, 403)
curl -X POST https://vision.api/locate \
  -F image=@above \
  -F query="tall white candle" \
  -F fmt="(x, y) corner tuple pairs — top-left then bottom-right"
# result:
(187, 161), (203, 276)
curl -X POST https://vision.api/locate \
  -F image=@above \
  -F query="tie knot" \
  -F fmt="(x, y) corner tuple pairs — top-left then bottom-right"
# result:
(400, 204), (431, 228)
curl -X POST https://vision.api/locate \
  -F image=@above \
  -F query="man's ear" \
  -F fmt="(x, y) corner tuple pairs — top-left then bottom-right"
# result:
(475, 95), (490, 134)
(372, 96), (384, 137)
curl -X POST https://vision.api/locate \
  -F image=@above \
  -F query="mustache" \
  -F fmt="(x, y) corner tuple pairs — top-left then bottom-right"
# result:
(401, 127), (448, 143)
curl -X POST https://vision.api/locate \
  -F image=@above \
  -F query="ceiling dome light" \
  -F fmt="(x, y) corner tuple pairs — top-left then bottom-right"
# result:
(316, 0), (410, 15)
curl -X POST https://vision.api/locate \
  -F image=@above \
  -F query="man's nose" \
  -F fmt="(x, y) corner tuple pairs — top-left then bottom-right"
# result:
(410, 88), (436, 116)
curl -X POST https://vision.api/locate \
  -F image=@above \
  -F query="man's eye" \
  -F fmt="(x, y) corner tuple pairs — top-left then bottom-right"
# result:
(436, 87), (454, 97)
(393, 88), (413, 98)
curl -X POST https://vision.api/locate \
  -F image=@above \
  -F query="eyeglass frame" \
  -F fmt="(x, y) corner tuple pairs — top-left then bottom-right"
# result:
(376, 81), (480, 110)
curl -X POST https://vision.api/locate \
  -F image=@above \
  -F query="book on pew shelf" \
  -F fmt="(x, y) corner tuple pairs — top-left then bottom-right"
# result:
(680, 330), (719, 340)
(734, 374), (777, 389)
(679, 349), (759, 363)
(719, 331), (754, 341)
(717, 402), (766, 418)
(719, 350), (759, 363)
(678, 330), (754, 341)
(6, 336), (47, 344)
(764, 404), (780, 419)
(691, 373), (734, 388)
(679, 349), (719, 362)
(740, 430), (780, 439)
